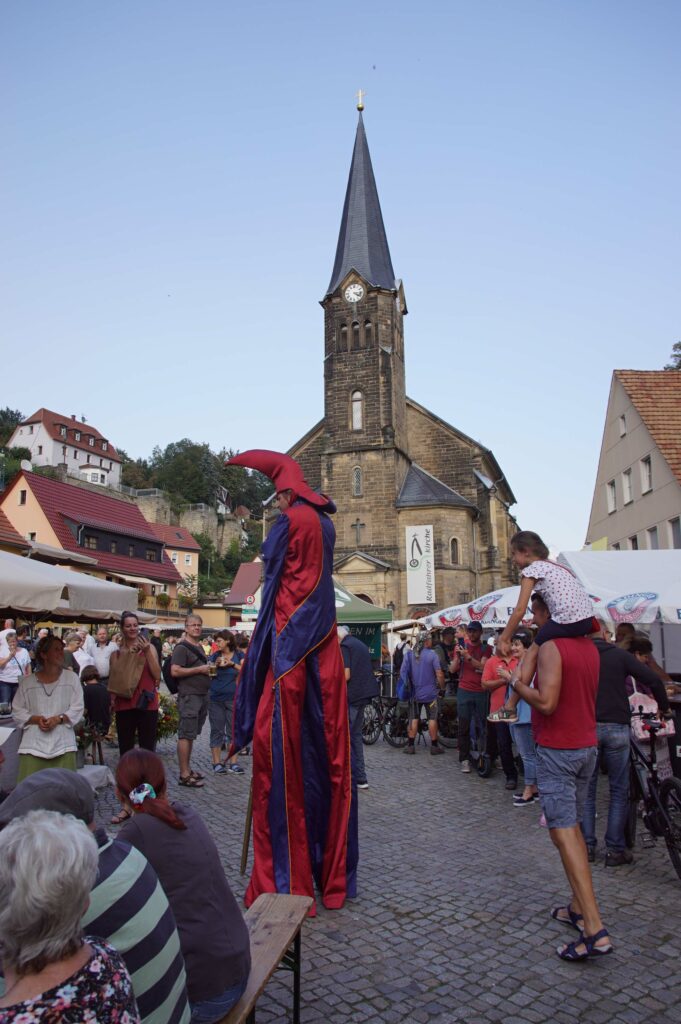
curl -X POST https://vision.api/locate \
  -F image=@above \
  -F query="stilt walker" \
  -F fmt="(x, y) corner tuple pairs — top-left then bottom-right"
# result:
(226, 450), (357, 913)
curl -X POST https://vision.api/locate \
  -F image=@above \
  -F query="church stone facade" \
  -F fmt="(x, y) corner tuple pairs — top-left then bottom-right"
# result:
(290, 112), (518, 617)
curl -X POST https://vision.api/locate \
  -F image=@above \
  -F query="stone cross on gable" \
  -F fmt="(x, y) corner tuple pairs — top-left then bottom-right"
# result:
(352, 517), (366, 546)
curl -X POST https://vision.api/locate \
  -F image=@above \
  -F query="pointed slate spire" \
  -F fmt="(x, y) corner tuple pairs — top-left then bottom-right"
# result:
(326, 113), (396, 296)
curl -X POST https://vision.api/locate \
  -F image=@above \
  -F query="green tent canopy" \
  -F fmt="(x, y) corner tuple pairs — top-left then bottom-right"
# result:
(333, 578), (391, 658)
(333, 579), (392, 623)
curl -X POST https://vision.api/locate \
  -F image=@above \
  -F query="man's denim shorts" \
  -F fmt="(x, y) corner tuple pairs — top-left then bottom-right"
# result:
(535, 745), (597, 829)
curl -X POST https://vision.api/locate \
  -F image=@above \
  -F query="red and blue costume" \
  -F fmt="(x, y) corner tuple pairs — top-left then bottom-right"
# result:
(227, 451), (357, 912)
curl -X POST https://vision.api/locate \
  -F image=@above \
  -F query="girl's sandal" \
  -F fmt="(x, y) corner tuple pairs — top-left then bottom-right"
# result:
(487, 709), (519, 723)
(110, 808), (132, 825)
(189, 770), (205, 781)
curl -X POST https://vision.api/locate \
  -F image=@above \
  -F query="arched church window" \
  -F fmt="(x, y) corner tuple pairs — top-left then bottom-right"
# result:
(450, 537), (460, 565)
(352, 321), (361, 350)
(338, 324), (348, 352)
(352, 465), (363, 497)
(364, 320), (372, 347)
(351, 390), (364, 431)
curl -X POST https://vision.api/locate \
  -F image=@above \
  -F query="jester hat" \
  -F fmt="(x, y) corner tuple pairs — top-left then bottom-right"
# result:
(226, 449), (336, 513)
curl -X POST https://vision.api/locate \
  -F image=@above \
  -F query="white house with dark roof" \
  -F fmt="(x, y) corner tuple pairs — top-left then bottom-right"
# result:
(7, 409), (122, 489)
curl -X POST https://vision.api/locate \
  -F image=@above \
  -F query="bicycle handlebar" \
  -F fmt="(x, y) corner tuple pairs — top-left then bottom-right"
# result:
(630, 707), (672, 732)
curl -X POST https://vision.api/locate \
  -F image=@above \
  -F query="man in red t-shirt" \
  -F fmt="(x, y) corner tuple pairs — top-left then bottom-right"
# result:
(450, 622), (488, 773)
(510, 634), (613, 962)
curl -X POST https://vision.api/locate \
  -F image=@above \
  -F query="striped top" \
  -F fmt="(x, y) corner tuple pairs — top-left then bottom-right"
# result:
(83, 829), (190, 1024)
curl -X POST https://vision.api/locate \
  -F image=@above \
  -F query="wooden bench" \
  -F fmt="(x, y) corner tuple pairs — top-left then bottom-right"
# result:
(220, 893), (314, 1024)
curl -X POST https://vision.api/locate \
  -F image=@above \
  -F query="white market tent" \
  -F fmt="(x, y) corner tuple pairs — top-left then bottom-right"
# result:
(420, 551), (681, 668)
(421, 586), (531, 630)
(0, 549), (138, 622)
(556, 550), (681, 625)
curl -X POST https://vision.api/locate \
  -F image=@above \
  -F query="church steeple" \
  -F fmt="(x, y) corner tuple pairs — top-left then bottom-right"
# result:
(326, 113), (396, 296)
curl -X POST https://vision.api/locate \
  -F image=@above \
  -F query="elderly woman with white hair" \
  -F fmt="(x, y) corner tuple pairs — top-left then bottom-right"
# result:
(0, 809), (139, 1020)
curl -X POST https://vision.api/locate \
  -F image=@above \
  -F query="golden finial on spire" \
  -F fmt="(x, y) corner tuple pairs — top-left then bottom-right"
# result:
(356, 89), (365, 112)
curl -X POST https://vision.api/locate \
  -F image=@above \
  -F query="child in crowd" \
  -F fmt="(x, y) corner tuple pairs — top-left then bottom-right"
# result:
(488, 530), (595, 723)
(80, 665), (111, 738)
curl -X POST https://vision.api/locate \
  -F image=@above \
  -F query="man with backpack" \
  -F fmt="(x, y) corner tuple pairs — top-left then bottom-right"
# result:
(338, 626), (379, 790)
(393, 634), (409, 677)
(170, 614), (211, 788)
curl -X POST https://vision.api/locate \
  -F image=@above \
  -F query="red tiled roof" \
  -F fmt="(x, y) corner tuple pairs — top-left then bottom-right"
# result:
(0, 510), (31, 552)
(615, 370), (681, 484)
(148, 523), (201, 551)
(3, 472), (181, 584)
(17, 408), (122, 463)
(224, 562), (262, 605)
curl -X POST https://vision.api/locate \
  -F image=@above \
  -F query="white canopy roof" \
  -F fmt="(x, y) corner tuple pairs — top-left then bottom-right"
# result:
(0, 550), (138, 621)
(421, 551), (681, 630)
(557, 550), (681, 625)
(421, 586), (530, 630)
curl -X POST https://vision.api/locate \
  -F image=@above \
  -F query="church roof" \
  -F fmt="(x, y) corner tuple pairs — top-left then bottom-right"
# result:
(326, 114), (396, 296)
(334, 550), (392, 571)
(396, 464), (477, 511)
(405, 398), (517, 505)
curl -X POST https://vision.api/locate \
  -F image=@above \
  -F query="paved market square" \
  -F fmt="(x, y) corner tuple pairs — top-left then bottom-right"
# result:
(96, 729), (681, 1024)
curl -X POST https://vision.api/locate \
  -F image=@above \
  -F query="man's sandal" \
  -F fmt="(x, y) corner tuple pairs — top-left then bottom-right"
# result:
(189, 770), (205, 781)
(557, 929), (613, 962)
(110, 808), (132, 825)
(551, 904), (584, 932)
(179, 775), (205, 788)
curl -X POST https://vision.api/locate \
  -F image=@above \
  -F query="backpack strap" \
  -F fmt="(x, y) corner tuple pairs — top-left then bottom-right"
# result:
(177, 640), (208, 666)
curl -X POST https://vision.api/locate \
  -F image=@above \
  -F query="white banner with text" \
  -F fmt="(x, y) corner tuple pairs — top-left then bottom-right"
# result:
(405, 525), (436, 605)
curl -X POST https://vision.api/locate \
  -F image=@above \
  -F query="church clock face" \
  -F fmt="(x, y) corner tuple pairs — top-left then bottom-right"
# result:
(344, 283), (364, 303)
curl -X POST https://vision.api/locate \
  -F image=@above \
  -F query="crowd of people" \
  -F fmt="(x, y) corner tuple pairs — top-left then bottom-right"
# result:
(0, 512), (678, 1017)
(0, 615), (256, 1022)
(396, 530), (679, 961)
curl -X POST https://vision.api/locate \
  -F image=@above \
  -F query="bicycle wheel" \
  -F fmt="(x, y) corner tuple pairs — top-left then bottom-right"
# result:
(624, 763), (640, 850)
(362, 700), (381, 745)
(437, 697), (458, 749)
(659, 777), (681, 881)
(382, 701), (410, 747)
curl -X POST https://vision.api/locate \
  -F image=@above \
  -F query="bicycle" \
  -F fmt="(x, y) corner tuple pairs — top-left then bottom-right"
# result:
(625, 710), (681, 881)
(362, 694), (458, 749)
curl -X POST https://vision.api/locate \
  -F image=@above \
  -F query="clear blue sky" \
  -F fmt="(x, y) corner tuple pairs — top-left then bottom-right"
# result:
(2, 1), (679, 552)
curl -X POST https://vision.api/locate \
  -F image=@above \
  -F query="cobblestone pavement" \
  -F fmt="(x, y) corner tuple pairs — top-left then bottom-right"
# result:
(95, 728), (681, 1024)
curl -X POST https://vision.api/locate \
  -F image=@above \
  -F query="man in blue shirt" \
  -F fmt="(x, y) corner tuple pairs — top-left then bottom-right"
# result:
(400, 633), (445, 755)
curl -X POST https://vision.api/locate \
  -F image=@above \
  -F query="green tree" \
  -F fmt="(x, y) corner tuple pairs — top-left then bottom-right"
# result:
(149, 440), (222, 505)
(119, 449), (154, 490)
(664, 341), (681, 370)
(192, 532), (229, 598)
(0, 445), (32, 490)
(0, 408), (23, 447)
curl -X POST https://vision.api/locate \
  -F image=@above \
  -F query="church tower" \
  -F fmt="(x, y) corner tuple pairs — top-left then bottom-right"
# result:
(322, 110), (408, 456)
(290, 103), (519, 614)
(320, 107), (410, 577)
